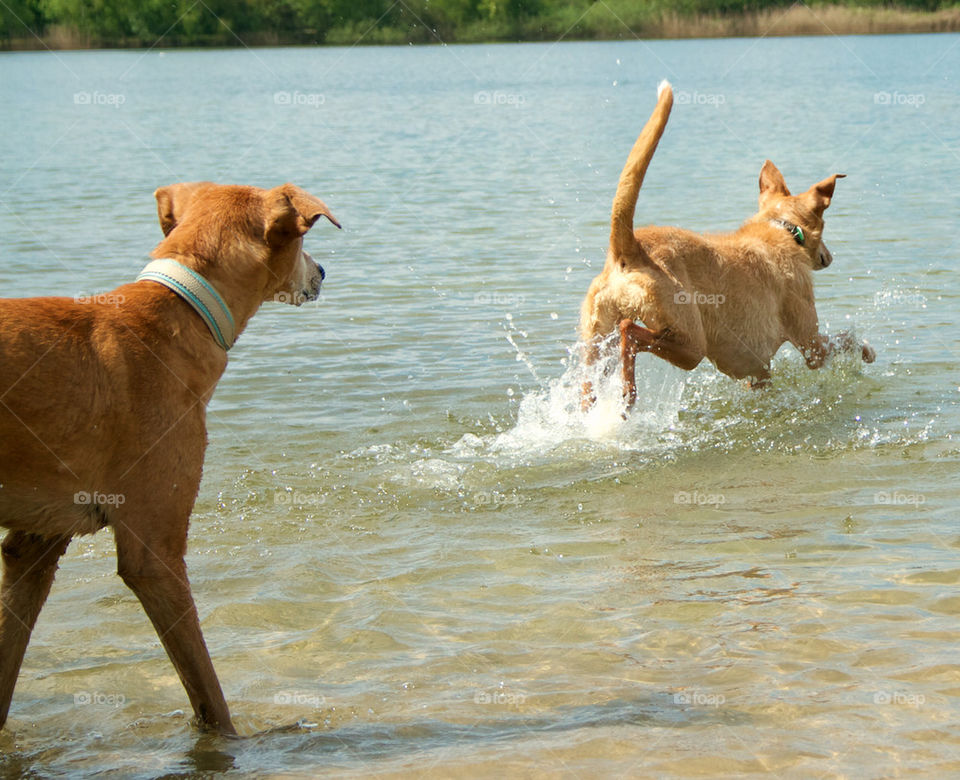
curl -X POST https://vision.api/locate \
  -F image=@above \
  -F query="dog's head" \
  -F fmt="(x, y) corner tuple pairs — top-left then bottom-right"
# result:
(152, 182), (341, 307)
(756, 161), (844, 271)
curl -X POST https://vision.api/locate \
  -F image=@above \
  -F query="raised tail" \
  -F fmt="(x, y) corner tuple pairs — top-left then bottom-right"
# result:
(609, 80), (673, 258)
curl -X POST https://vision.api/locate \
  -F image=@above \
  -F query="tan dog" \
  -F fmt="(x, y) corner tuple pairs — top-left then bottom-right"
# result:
(579, 82), (875, 409)
(0, 182), (339, 735)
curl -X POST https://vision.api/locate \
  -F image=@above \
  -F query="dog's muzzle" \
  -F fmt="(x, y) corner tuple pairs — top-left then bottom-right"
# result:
(817, 242), (833, 269)
(299, 250), (324, 303)
(309, 262), (325, 297)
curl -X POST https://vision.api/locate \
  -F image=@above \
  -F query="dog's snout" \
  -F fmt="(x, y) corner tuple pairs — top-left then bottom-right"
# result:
(302, 249), (324, 284)
(817, 242), (833, 270)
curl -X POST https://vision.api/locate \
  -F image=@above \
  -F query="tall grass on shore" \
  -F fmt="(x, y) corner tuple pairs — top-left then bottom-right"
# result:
(439, 3), (960, 44)
(3, 0), (960, 50)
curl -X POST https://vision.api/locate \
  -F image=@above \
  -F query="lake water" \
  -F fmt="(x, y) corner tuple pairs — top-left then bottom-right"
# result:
(1, 32), (958, 778)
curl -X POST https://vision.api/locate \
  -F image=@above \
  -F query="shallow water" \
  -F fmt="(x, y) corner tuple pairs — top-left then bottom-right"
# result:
(1, 33), (959, 778)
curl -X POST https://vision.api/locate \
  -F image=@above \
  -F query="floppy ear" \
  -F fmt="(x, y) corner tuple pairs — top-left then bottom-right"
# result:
(265, 183), (341, 247)
(806, 173), (846, 214)
(154, 182), (214, 236)
(759, 160), (791, 198)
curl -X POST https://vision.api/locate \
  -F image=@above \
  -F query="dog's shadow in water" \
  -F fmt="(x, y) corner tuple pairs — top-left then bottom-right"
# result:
(174, 694), (750, 775)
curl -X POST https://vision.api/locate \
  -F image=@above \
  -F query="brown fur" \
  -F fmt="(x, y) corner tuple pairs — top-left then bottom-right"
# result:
(0, 182), (339, 735)
(580, 82), (875, 409)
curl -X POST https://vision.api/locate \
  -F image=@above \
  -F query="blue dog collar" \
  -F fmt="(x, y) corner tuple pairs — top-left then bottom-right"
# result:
(137, 259), (236, 351)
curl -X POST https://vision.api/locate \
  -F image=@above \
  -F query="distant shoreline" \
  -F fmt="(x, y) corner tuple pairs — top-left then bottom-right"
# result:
(3, 4), (960, 51)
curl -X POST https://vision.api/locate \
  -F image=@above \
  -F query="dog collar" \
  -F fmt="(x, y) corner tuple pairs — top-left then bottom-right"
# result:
(137, 259), (236, 351)
(771, 219), (805, 246)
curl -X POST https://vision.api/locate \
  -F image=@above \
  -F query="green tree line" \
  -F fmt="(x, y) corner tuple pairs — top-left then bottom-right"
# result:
(2, 0), (958, 47)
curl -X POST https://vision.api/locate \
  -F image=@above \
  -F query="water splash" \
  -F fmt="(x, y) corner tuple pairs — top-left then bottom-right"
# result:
(492, 340), (686, 455)
(456, 327), (911, 466)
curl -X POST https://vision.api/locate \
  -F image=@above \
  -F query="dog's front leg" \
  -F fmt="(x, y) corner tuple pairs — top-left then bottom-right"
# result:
(801, 332), (875, 369)
(832, 331), (876, 363)
(0, 531), (72, 729)
(114, 524), (236, 735)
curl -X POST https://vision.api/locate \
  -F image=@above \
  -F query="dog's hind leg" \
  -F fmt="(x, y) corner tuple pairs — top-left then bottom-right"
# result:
(580, 339), (602, 411)
(748, 367), (772, 389)
(579, 287), (620, 411)
(619, 320), (704, 410)
(113, 518), (236, 735)
(619, 321), (643, 409)
(0, 531), (72, 729)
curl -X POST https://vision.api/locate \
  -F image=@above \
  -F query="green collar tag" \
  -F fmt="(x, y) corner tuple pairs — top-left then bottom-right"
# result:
(772, 219), (805, 246)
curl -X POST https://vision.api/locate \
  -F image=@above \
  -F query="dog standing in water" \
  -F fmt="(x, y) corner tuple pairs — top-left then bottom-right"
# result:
(0, 182), (339, 735)
(579, 81), (874, 409)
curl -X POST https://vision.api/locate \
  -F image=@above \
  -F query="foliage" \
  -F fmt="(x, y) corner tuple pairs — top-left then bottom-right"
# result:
(1, 0), (957, 45)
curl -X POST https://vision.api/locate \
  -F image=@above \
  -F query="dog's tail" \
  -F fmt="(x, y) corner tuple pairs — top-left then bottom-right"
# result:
(609, 80), (673, 259)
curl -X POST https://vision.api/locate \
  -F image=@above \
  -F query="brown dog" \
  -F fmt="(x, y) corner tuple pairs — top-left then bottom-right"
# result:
(0, 182), (339, 735)
(579, 82), (875, 408)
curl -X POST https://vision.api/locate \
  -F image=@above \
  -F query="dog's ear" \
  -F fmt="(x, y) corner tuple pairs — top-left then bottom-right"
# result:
(265, 184), (341, 247)
(805, 173), (846, 214)
(154, 182), (214, 236)
(758, 160), (791, 198)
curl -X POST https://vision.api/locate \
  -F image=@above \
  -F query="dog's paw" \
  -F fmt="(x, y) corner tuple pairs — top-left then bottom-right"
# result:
(861, 342), (876, 364)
